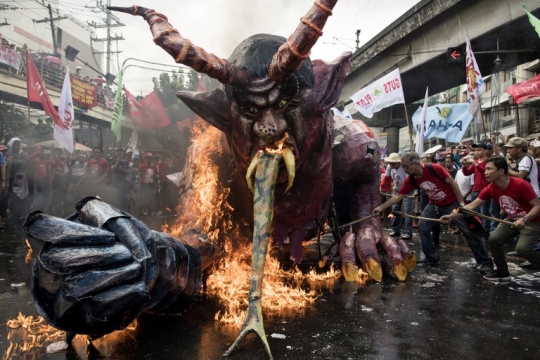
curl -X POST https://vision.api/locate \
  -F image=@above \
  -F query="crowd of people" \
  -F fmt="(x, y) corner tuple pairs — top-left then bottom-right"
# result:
(377, 134), (540, 282)
(0, 138), (183, 229)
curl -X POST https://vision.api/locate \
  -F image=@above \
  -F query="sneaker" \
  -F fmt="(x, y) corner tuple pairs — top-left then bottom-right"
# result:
(468, 263), (481, 269)
(506, 251), (519, 257)
(478, 263), (494, 273)
(388, 231), (400, 237)
(417, 257), (440, 265)
(401, 233), (412, 239)
(483, 270), (511, 282)
(520, 261), (540, 269)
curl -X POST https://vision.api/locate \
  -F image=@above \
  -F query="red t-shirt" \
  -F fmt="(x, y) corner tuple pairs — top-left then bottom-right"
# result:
(462, 159), (488, 192)
(139, 163), (158, 184)
(478, 177), (540, 223)
(399, 163), (457, 206)
(87, 158), (111, 182)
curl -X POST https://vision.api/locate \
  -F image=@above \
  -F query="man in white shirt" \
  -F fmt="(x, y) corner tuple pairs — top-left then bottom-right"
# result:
(455, 153), (475, 203)
(383, 153), (413, 239)
(505, 137), (540, 198)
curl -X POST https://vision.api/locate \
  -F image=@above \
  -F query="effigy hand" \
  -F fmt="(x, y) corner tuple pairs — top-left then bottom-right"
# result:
(24, 196), (216, 339)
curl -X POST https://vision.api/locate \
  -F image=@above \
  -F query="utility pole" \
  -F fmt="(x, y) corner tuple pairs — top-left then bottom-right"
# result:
(88, 0), (124, 80)
(32, 3), (68, 56)
(355, 30), (361, 50)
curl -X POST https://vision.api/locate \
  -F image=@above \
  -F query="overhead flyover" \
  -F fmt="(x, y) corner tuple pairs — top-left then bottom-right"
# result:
(338, 0), (540, 130)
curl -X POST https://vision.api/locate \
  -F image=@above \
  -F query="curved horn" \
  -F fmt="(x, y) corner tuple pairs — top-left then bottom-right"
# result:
(108, 6), (250, 89)
(268, 0), (339, 83)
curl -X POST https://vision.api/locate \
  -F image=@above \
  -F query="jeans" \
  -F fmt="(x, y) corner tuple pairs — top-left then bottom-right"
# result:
(488, 222), (540, 273)
(419, 200), (492, 264)
(471, 191), (491, 231)
(490, 200), (501, 232)
(391, 190), (413, 235)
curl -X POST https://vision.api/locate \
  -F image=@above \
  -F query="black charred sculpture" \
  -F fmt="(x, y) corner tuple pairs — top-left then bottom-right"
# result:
(26, 1), (417, 359)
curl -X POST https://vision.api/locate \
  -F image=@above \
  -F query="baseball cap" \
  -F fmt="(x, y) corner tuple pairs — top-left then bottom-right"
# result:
(504, 137), (528, 148)
(472, 143), (493, 150)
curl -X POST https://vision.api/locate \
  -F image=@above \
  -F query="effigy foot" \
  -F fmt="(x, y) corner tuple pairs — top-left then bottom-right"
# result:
(223, 297), (273, 359)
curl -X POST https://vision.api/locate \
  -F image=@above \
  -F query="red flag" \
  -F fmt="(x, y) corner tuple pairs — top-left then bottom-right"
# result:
(26, 50), (66, 129)
(140, 91), (171, 128)
(124, 87), (153, 130)
(505, 73), (540, 104)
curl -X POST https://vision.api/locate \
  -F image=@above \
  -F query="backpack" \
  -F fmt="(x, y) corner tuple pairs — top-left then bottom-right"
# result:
(409, 163), (445, 188)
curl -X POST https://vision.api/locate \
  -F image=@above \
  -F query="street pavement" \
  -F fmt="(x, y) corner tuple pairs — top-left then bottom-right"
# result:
(1, 219), (539, 360)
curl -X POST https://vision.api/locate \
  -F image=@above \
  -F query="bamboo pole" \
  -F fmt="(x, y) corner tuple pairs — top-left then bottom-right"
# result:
(392, 211), (442, 223)
(458, 207), (535, 231)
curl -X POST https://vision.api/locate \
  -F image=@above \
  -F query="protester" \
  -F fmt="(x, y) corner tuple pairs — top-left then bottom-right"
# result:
(504, 137), (540, 197)
(127, 156), (142, 214)
(138, 153), (158, 215)
(3, 138), (32, 224)
(111, 149), (130, 208)
(442, 157), (540, 281)
(373, 151), (493, 271)
(382, 153), (413, 239)
(0, 145), (6, 228)
(461, 142), (493, 231)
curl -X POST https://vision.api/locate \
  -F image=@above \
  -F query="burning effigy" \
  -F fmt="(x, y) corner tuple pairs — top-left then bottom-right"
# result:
(18, 1), (417, 359)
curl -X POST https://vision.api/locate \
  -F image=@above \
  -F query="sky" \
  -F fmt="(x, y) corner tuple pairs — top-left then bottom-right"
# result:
(79, 0), (422, 94)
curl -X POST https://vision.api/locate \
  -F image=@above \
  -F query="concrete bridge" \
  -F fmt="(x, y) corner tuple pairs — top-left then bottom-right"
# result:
(338, 0), (540, 144)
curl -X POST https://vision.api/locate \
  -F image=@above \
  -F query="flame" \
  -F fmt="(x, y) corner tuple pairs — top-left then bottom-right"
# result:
(264, 133), (289, 154)
(3, 313), (137, 359)
(24, 239), (33, 264)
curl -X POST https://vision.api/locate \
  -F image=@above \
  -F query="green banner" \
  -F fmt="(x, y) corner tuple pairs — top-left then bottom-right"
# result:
(523, 4), (540, 39)
(111, 70), (124, 142)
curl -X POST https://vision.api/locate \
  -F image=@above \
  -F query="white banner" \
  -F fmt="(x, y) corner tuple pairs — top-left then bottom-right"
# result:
(350, 68), (405, 118)
(54, 66), (74, 154)
(0, 45), (21, 70)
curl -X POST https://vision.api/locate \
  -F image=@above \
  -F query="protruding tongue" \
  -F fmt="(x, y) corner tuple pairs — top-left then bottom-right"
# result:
(224, 152), (282, 359)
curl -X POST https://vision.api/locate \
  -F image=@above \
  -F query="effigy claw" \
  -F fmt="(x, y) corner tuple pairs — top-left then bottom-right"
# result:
(223, 297), (273, 359)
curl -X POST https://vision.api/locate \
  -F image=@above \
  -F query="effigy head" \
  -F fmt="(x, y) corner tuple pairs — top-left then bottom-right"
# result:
(108, 1), (351, 193)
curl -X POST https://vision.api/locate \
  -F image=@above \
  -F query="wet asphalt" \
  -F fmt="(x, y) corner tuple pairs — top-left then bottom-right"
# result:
(1, 218), (539, 360)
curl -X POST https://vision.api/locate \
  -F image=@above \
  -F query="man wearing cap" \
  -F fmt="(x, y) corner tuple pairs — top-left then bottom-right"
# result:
(374, 151), (493, 269)
(462, 142), (492, 231)
(382, 153), (413, 239)
(505, 137), (540, 197)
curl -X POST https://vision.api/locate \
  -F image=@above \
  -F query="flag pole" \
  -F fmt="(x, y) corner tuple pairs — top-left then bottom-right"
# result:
(403, 103), (414, 150)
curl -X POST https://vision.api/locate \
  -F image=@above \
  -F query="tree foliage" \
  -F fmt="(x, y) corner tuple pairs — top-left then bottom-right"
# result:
(0, 101), (55, 144)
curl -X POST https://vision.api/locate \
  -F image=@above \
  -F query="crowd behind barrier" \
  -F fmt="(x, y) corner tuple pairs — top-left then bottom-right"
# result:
(0, 37), (128, 112)
(0, 138), (183, 229)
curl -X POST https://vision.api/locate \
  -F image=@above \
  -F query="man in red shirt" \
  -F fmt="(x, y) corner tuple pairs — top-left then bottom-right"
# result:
(461, 142), (492, 230)
(86, 147), (111, 184)
(443, 157), (540, 281)
(374, 151), (493, 269)
(138, 153), (158, 215)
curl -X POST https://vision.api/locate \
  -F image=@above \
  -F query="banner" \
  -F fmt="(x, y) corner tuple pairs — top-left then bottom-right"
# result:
(350, 68), (405, 118)
(110, 70), (124, 142)
(415, 87), (428, 156)
(126, 127), (139, 155)
(465, 30), (485, 123)
(412, 103), (474, 144)
(70, 76), (97, 108)
(54, 66), (74, 153)
(0, 45), (21, 70)
(505, 73), (540, 104)
(26, 50), (66, 130)
(523, 5), (540, 39)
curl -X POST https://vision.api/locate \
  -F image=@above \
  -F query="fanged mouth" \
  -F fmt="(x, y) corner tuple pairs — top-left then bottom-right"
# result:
(246, 134), (296, 193)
